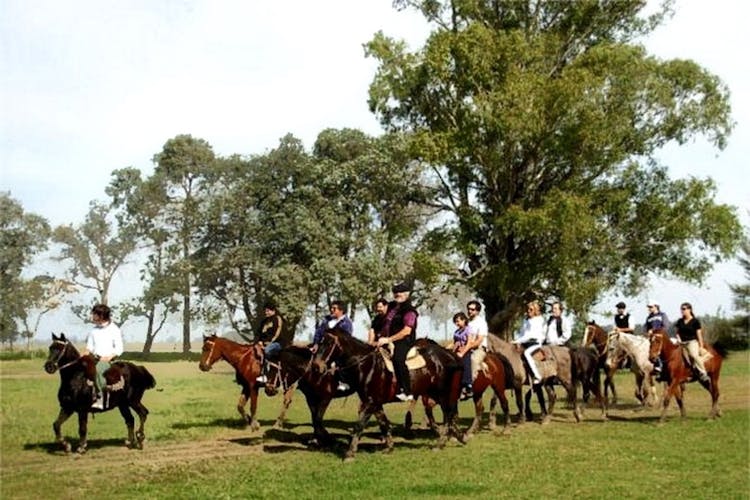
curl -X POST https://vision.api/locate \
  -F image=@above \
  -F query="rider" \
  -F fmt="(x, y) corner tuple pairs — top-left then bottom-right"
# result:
(452, 312), (474, 401)
(311, 300), (354, 392)
(513, 301), (546, 385)
(367, 298), (389, 347)
(544, 301), (571, 346)
(613, 301), (634, 333)
(674, 302), (710, 383)
(80, 304), (124, 410)
(465, 300), (489, 396)
(255, 301), (293, 384)
(377, 281), (418, 401)
(644, 299), (670, 378)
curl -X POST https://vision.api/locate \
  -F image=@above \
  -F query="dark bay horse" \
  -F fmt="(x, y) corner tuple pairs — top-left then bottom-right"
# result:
(43, 333), (156, 454)
(418, 349), (515, 436)
(263, 344), (356, 446)
(582, 322), (619, 404)
(314, 329), (464, 460)
(199, 335), (279, 431)
(648, 330), (726, 422)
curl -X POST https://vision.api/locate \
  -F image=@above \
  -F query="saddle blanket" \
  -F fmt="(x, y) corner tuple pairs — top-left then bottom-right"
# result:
(380, 346), (426, 372)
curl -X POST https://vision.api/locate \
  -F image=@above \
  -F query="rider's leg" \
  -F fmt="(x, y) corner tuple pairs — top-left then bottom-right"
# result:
(91, 359), (108, 409)
(523, 344), (543, 384)
(685, 340), (709, 381)
(392, 340), (412, 400)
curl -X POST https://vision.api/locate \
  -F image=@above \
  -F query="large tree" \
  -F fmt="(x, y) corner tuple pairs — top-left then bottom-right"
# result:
(152, 135), (216, 352)
(52, 201), (137, 311)
(192, 130), (437, 338)
(367, 0), (742, 336)
(0, 193), (51, 348)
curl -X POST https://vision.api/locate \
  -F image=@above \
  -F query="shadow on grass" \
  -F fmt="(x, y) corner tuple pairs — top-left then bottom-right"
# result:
(23, 437), (130, 454)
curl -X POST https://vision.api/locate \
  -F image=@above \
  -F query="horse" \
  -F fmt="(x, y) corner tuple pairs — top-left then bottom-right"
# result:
(263, 344), (355, 446)
(43, 333), (156, 454)
(199, 335), (285, 432)
(489, 335), (604, 423)
(416, 348), (515, 437)
(313, 329), (465, 460)
(648, 330), (726, 422)
(582, 322), (620, 403)
(607, 331), (657, 406)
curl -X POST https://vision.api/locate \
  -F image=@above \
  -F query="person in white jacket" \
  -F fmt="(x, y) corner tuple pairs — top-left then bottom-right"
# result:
(513, 301), (546, 385)
(545, 302), (572, 346)
(80, 304), (124, 409)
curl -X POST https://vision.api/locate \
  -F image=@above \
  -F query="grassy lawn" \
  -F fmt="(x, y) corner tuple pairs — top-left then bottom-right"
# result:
(1, 351), (748, 499)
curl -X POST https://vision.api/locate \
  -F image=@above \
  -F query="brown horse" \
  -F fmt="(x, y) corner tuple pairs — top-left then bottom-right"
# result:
(418, 349), (515, 437)
(582, 322), (620, 404)
(313, 329), (465, 461)
(199, 335), (294, 431)
(648, 330), (726, 422)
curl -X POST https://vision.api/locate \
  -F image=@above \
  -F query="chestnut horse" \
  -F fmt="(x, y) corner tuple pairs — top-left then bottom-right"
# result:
(648, 330), (727, 422)
(199, 335), (293, 431)
(313, 329), (465, 461)
(44, 333), (156, 454)
(417, 349), (515, 436)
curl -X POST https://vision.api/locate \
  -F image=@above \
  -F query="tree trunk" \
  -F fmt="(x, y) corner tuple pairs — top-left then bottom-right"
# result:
(143, 311), (156, 354)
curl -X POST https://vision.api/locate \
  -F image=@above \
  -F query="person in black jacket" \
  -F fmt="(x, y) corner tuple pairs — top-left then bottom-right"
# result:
(377, 282), (418, 401)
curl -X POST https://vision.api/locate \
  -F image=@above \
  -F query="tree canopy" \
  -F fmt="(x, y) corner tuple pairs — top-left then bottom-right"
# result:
(367, 0), (742, 335)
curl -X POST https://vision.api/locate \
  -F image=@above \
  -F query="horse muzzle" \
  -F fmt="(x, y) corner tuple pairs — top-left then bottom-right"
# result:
(44, 362), (58, 374)
(198, 362), (211, 372)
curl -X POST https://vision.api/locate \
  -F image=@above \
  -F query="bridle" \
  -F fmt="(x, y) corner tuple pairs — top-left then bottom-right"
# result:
(49, 339), (79, 371)
(202, 338), (218, 367)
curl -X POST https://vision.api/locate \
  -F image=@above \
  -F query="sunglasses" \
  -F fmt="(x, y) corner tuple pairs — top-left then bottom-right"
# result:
(467, 307), (477, 312)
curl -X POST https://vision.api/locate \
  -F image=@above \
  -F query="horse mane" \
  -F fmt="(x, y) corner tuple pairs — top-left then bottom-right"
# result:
(711, 341), (729, 359)
(324, 328), (372, 355)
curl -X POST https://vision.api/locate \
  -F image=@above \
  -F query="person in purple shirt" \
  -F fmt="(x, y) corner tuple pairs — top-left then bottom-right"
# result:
(451, 312), (474, 401)
(377, 281), (418, 401)
(644, 299), (670, 378)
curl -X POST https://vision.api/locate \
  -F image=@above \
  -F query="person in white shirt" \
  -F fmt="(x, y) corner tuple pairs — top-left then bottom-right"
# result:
(545, 302), (572, 346)
(513, 301), (546, 385)
(465, 300), (489, 396)
(80, 304), (124, 409)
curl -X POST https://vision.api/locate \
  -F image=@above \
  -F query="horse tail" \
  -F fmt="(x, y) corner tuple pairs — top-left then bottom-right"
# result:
(710, 341), (729, 359)
(130, 364), (157, 390)
(495, 353), (516, 391)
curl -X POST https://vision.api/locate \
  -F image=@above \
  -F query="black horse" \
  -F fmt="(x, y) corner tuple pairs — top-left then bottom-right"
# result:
(43, 333), (156, 454)
(264, 344), (356, 446)
(313, 329), (465, 461)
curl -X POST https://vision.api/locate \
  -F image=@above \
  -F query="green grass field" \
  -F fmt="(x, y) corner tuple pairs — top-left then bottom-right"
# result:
(1, 351), (748, 499)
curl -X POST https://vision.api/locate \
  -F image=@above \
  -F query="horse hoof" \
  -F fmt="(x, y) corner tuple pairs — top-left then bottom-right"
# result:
(343, 455), (355, 463)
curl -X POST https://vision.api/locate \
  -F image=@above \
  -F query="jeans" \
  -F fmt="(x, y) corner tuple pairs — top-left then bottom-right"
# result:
(264, 342), (282, 360)
(461, 349), (474, 388)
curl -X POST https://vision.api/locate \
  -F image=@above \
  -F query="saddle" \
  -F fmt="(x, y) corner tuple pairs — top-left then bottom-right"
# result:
(531, 347), (559, 380)
(679, 345), (713, 368)
(378, 344), (426, 372)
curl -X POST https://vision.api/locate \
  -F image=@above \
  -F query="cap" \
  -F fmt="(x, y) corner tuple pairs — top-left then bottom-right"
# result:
(616, 301), (626, 309)
(391, 282), (411, 294)
(647, 299), (658, 307)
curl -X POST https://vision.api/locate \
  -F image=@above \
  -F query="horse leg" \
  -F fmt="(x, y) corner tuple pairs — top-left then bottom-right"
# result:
(345, 404), (375, 462)
(404, 398), (416, 431)
(118, 404), (136, 448)
(524, 388), (535, 422)
(273, 386), (295, 429)
(75, 411), (89, 454)
(248, 385), (260, 432)
(659, 381), (677, 423)
(492, 383), (511, 434)
(514, 385), (526, 423)
(541, 385), (555, 425)
(52, 408), (73, 454)
(467, 392), (483, 437)
(130, 399), (150, 448)
(237, 389), (251, 427)
(374, 407), (394, 453)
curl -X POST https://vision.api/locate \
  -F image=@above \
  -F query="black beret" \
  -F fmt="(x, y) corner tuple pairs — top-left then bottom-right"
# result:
(391, 282), (411, 294)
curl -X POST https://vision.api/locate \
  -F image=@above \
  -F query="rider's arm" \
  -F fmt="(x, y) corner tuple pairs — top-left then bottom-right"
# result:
(269, 316), (284, 343)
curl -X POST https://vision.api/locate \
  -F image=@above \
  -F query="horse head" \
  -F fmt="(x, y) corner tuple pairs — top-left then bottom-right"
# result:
(648, 330), (666, 362)
(199, 334), (220, 372)
(312, 330), (345, 375)
(44, 333), (78, 374)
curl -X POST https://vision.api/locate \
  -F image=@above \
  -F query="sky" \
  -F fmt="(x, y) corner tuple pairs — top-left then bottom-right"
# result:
(1, 1), (748, 341)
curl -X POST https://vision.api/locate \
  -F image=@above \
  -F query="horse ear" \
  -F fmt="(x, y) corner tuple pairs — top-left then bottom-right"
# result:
(60, 333), (67, 341)
(52, 333), (58, 340)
